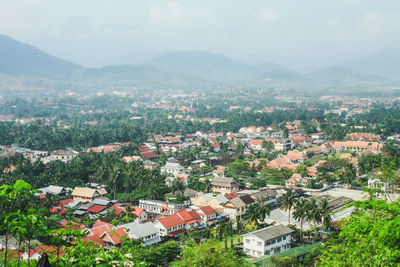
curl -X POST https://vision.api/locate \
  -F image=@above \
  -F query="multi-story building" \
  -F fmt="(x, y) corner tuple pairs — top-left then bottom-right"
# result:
(242, 225), (294, 258)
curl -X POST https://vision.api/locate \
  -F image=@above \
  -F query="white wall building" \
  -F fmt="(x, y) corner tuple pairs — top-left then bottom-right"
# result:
(242, 225), (294, 258)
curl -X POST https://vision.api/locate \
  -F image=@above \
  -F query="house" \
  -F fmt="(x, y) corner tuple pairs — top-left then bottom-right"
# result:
(286, 174), (308, 187)
(311, 132), (325, 140)
(161, 162), (186, 177)
(211, 177), (239, 194)
(213, 166), (226, 177)
(49, 149), (78, 163)
(138, 199), (189, 216)
(112, 204), (148, 223)
(242, 225), (294, 258)
(118, 222), (161, 247)
(176, 209), (204, 230)
(223, 195), (255, 220)
(71, 187), (107, 203)
(250, 190), (278, 205)
(37, 185), (67, 196)
(345, 133), (381, 142)
(274, 139), (293, 151)
(87, 220), (112, 237)
(154, 214), (187, 237)
(101, 228), (128, 247)
(191, 193), (227, 213)
(195, 206), (217, 224)
(331, 141), (381, 153)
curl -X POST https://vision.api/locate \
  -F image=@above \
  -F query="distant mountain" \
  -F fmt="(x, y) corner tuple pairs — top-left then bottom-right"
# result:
(308, 67), (393, 87)
(0, 34), (82, 80)
(76, 64), (215, 88)
(146, 51), (255, 82)
(0, 34), (398, 91)
(341, 48), (400, 79)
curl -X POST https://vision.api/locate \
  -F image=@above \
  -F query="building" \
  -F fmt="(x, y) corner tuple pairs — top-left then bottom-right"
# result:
(274, 139), (293, 152)
(154, 214), (187, 237)
(71, 187), (107, 203)
(49, 149), (78, 163)
(191, 193), (227, 212)
(242, 225), (294, 258)
(161, 162), (186, 176)
(118, 222), (161, 247)
(138, 199), (189, 216)
(211, 177), (239, 194)
(223, 194), (255, 220)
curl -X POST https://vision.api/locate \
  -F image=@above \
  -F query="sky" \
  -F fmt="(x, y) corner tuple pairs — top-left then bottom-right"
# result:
(1, 0), (400, 69)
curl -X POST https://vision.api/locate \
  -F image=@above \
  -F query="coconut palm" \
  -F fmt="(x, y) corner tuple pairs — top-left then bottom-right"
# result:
(204, 179), (212, 193)
(258, 197), (271, 226)
(279, 188), (296, 225)
(293, 198), (308, 243)
(246, 204), (261, 227)
(171, 179), (185, 195)
(319, 198), (332, 230)
(306, 198), (322, 234)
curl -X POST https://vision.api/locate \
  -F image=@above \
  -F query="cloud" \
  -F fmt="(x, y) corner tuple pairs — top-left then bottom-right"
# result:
(356, 10), (400, 40)
(149, 1), (185, 24)
(258, 9), (280, 22)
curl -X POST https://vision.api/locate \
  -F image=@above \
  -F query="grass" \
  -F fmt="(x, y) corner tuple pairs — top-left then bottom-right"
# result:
(212, 234), (242, 249)
(250, 242), (322, 266)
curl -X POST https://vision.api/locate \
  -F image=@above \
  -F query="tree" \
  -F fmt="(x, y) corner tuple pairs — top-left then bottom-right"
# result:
(174, 240), (251, 267)
(293, 198), (308, 243)
(306, 198), (321, 234)
(279, 188), (296, 225)
(204, 179), (212, 193)
(318, 198), (332, 230)
(318, 199), (400, 266)
(171, 179), (185, 195)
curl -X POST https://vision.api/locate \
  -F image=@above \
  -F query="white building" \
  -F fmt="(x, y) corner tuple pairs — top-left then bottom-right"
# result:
(160, 162), (186, 177)
(118, 222), (161, 247)
(242, 225), (294, 258)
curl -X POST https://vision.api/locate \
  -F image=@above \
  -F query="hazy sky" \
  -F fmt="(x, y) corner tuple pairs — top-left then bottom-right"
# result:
(1, 0), (400, 69)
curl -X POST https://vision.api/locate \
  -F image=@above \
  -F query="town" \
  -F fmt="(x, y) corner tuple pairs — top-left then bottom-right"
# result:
(1, 90), (399, 266)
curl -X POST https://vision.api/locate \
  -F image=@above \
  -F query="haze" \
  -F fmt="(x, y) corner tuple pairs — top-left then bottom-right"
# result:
(1, 0), (400, 70)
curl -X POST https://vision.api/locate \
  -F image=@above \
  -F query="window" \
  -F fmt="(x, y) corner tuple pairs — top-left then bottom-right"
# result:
(277, 237), (282, 242)
(245, 239), (250, 244)
(257, 241), (262, 246)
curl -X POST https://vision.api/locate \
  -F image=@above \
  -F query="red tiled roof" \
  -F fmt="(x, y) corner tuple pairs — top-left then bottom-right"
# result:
(157, 214), (185, 229)
(88, 205), (107, 214)
(58, 198), (74, 208)
(141, 151), (158, 159)
(224, 192), (237, 200)
(103, 228), (127, 245)
(83, 234), (106, 247)
(199, 206), (216, 216)
(92, 220), (112, 229)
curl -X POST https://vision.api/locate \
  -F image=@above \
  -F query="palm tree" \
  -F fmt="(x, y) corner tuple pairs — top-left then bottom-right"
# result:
(121, 206), (138, 224)
(258, 197), (271, 226)
(293, 198), (308, 243)
(171, 179), (185, 195)
(279, 188), (296, 225)
(319, 198), (332, 230)
(306, 198), (322, 235)
(204, 179), (212, 193)
(246, 205), (261, 227)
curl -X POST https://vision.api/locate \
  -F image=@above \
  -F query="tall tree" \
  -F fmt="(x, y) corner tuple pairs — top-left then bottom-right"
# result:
(293, 198), (308, 243)
(279, 188), (296, 225)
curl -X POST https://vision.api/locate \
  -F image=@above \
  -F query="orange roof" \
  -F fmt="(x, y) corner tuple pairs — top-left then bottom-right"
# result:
(102, 228), (127, 245)
(199, 206), (216, 216)
(157, 214), (185, 229)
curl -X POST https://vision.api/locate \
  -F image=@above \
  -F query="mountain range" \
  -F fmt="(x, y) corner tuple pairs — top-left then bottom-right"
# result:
(0, 34), (399, 92)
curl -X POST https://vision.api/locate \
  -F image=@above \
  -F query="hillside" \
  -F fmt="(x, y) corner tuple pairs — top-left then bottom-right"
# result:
(341, 48), (400, 79)
(0, 34), (82, 80)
